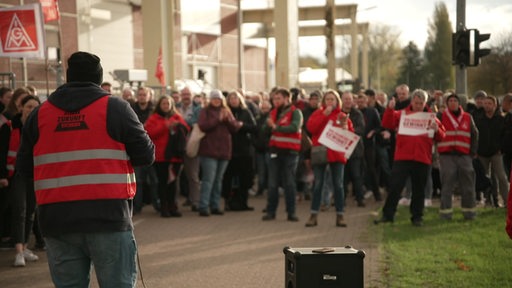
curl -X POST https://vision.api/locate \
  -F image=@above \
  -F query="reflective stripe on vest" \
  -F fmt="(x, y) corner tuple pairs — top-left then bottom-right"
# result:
(35, 173), (136, 190)
(269, 135), (301, 145)
(34, 96), (135, 205)
(438, 110), (471, 154)
(34, 149), (130, 166)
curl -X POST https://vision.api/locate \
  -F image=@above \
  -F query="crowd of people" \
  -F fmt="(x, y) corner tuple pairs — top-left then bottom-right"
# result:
(121, 82), (511, 228)
(1, 52), (512, 286)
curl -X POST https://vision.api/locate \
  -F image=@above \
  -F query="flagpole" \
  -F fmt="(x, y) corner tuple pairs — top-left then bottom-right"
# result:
(45, 48), (49, 96)
(56, 9), (64, 87)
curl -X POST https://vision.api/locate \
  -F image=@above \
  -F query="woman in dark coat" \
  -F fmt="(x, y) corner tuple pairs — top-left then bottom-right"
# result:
(223, 91), (257, 211)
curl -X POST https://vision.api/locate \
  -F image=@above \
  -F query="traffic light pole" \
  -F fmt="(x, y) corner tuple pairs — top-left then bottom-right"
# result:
(455, 0), (467, 96)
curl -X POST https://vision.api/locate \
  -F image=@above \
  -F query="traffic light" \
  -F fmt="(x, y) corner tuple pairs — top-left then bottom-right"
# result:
(471, 29), (491, 66)
(452, 29), (491, 67)
(452, 30), (470, 66)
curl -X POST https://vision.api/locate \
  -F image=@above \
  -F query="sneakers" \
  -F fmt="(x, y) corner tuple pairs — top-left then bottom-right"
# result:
(23, 249), (39, 261)
(398, 197), (411, 206)
(424, 199), (432, 207)
(13, 253), (25, 267)
(13, 249), (38, 267)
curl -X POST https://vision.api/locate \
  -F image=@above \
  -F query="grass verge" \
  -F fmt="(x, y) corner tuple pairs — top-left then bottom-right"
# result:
(373, 206), (512, 288)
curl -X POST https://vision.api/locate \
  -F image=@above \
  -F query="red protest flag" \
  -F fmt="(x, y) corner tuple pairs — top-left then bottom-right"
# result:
(155, 47), (166, 86)
(39, 0), (60, 23)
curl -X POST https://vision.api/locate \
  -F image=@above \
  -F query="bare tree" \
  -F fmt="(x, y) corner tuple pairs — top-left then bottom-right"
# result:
(366, 24), (402, 93)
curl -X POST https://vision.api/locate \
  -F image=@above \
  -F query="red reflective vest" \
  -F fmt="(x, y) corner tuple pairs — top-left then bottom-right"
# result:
(33, 96), (136, 205)
(438, 108), (472, 155)
(6, 127), (20, 177)
(268, 105), (302, 151)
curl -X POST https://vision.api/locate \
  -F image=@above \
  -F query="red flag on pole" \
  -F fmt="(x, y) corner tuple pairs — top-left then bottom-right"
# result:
(155, 47), (166, 86)
(39, 0), (60, 23)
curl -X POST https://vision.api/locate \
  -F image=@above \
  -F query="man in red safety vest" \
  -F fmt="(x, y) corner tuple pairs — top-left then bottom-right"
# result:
(15, 51), (154, 287)
(437, 93), (479, 220)
(262, 88), (303, 222)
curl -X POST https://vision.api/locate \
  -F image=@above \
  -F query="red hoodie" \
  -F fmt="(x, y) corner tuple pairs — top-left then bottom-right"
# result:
(382, 105), (445, 165)
(145, 112), (189, 162)
(306, 106), (354, 164)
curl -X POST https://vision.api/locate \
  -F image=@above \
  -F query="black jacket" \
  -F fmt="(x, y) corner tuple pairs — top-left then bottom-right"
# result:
(359, 106), (381, 146)
(502, 112), (512, 155)
(253, 112), (271, 153)
(345, 107), (365, 159)
(230, 106), (257, 157)
(15, 82), (155, 237)
(474, 110), (504, 157)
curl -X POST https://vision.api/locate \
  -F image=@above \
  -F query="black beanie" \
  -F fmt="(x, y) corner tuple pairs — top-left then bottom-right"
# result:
(66, 51), (103, 85)
(446, 93), (459, 102)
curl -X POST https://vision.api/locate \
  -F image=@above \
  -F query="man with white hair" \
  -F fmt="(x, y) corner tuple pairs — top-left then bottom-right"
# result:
(375, 89), (446, 226)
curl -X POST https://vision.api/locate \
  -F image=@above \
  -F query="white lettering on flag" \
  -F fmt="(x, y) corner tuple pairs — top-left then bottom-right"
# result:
(0, 4), (46, 59)
(5, 14), (36, 51)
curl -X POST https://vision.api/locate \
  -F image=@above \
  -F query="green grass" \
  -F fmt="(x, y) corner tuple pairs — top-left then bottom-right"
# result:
(373, 206), (512, 288)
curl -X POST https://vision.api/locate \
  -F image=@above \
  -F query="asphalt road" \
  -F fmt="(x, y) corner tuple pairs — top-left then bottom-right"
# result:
(0, 195), (384, 288)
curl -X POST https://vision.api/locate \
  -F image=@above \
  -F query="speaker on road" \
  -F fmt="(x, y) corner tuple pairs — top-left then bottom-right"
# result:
(283, 246), (365, 288)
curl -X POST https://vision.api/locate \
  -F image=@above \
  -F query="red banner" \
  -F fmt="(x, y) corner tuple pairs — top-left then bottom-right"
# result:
(0, 4), (46, 59)
(155, 47), (166, 86)
(39, 0), (60, 23)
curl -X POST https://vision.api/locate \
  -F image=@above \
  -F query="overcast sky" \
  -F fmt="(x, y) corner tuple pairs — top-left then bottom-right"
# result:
(242, 0), (512, 58)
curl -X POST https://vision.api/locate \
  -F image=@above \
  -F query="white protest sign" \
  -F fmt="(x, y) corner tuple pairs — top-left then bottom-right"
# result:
(318, 120), (360, 159)
(398, 111), (436, 138)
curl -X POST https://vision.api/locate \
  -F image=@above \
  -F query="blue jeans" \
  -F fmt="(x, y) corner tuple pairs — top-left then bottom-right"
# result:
(199, 157), (229, 212)
(133, 165), (159, 212)
(321, 166), (333, 206)
(266, 152), (299, 216)
(311, 162), (345, 214)
(45, 231), (137, 288)
(255, 152), (269, 192)
(344, 157), (364, 202)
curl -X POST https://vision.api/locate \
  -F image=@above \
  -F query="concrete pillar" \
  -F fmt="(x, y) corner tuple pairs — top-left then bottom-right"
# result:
(361, 26), (369, 89)
(238, 0), (245, 89)
(142, 0), (177, 87)
(326, 0), (336, 89)
(350, 15), (358, 83)
(274, 0), (299, 88)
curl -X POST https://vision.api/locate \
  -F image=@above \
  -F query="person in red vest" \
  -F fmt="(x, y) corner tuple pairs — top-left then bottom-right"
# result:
(14, 51), (154, 287)
(374, 89), (445, 226)
(438, 93), (479, 220)
(262, 88), (303, 222)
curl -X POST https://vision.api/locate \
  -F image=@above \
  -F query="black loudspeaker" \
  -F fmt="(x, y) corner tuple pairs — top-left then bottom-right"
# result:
(283, 246), (365, 288)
